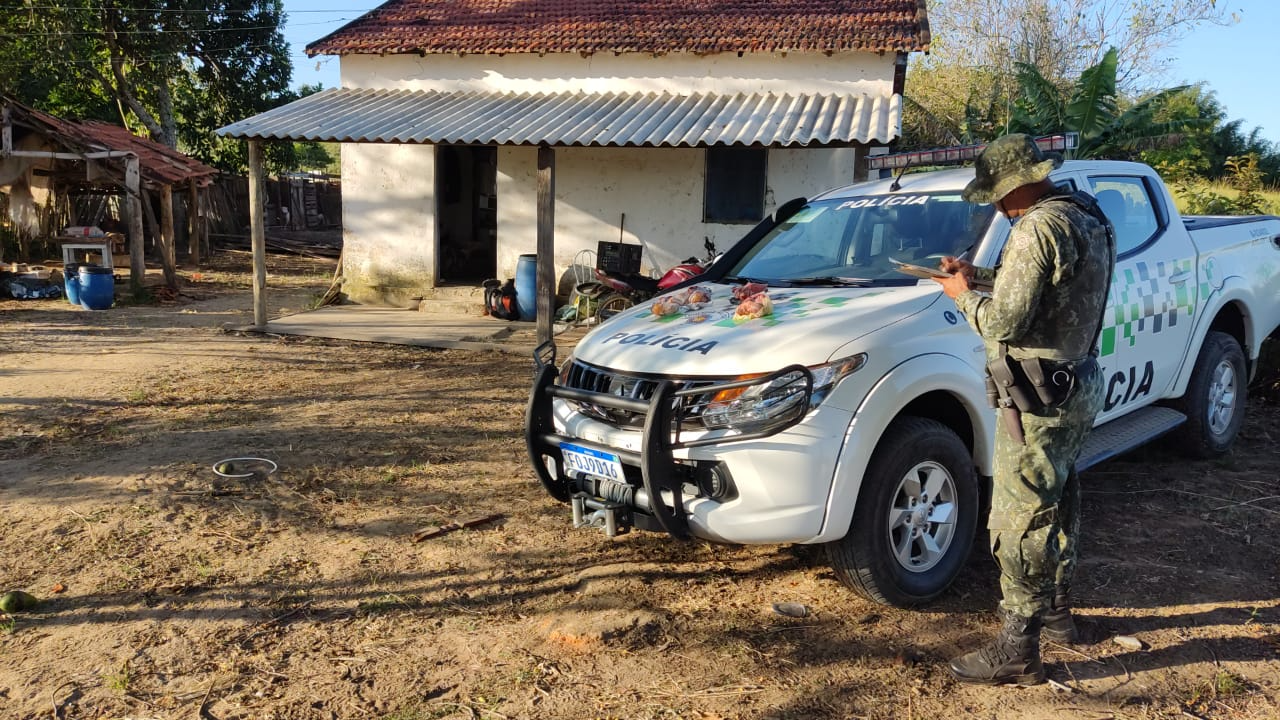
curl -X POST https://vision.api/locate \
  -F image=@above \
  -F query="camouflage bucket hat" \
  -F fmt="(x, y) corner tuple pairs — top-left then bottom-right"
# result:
(962, 133), (1064, 204)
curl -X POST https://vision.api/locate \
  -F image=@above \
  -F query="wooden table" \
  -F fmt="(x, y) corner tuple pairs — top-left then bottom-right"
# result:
(55, 236), (115, 268)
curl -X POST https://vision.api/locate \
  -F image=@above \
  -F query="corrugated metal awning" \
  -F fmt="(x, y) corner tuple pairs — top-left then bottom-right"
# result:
(216, 88), (901, 147)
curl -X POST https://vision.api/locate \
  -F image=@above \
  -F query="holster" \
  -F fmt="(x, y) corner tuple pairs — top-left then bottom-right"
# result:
(987, 354), (1044, 414)
(986, 366), (1027, 445)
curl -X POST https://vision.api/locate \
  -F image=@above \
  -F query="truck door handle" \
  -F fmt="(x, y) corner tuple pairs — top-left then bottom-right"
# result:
(1169, 271), (1191, 284)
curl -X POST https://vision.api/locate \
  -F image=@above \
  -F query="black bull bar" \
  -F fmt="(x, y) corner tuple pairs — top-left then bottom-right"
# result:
(524, 341), (812, 539)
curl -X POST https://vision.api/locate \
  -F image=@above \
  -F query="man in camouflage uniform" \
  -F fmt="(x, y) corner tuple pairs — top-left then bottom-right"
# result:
(933, 134), (1115, 686)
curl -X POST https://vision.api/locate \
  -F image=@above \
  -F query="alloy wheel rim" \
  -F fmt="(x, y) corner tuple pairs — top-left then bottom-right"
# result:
(1207, 359), (1237, 436)
(887, 461), (958, 573)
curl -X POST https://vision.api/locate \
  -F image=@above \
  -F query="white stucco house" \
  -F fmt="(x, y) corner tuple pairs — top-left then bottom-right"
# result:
(218, 0), (930, 335)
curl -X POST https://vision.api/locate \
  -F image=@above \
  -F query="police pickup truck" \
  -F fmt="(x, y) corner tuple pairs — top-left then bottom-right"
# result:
(525, 157), (1280, 607)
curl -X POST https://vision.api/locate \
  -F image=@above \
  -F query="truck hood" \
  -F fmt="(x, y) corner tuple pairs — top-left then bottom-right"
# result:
(571, 283), (941, 376)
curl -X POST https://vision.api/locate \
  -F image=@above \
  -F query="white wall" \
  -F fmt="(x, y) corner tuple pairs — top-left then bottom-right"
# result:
(341, 142), (436, 303)
(342, 52), (895, 97)
(337, 50), (890, 301)
(493, 145), (858, 286)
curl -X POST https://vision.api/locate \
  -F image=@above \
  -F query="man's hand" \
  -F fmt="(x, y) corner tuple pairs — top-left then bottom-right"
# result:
(931, 256), (974, 299)
(939, 256), (974, 276)
(932, 271), (971, 299)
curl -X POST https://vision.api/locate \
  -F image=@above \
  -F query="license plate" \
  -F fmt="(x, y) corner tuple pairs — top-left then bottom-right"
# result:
(560, 442), (625, 482)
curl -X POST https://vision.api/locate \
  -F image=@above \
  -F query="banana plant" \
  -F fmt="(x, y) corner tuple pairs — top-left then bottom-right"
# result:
(1009, 47), (1208, 159)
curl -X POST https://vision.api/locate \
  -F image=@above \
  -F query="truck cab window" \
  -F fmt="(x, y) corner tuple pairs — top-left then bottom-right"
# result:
(1089, 176), (1162, 255)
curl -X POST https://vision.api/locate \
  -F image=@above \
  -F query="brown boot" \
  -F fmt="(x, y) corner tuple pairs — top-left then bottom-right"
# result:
(950, 610), (1045, 686)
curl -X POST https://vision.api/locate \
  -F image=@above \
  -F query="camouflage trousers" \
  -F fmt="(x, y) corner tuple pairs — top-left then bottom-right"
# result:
(989, 365), (1104, 619)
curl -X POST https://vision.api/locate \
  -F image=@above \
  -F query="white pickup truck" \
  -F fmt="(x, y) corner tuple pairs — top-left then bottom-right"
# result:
(525, 159), (1280, 607)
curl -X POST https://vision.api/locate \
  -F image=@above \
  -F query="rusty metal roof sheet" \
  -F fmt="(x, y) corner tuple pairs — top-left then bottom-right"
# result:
(4, 99), (218, 186)
(308, 0), (929, 57)
(215, 88), (902, 146)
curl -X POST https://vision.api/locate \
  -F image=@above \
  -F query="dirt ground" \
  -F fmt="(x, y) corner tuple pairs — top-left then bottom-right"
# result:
(2, 250), (1278, 720)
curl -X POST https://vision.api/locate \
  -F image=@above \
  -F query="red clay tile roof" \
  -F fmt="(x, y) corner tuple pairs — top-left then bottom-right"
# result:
(307, 0), (929, 57)
(6, 99), (218, 186)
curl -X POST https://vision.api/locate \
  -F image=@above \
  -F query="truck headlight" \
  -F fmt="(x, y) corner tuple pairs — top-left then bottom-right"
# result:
(807, 353), (868, 408)
(698, 353), (866, 433)
(700, 368), (811, 433)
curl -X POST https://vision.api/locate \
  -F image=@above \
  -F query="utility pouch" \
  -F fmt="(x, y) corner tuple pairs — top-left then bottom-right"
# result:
(1019, 357), (1070, 408)
(987, 354), (1044, 414)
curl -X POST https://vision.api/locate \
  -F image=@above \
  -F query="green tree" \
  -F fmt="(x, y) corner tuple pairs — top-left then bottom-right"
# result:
(921, 0), (1233, 89)
(0, 0), (293, 171)
(1007, 48), (1207, 158)
(903, 1), (1234, 150)
(1138, 86), (1280, 184)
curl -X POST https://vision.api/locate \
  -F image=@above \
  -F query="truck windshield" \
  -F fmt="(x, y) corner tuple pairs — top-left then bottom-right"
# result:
(727, 193), (996, 285)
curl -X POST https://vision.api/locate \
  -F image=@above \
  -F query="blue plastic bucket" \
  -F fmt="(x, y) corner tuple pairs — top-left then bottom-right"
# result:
(63, 263), (83, 305)
(515, 253), (537, 321)
(78, 265), (115, 310)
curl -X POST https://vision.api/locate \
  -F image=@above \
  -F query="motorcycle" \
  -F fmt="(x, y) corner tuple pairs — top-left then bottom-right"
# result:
(586, 238), (719, 321)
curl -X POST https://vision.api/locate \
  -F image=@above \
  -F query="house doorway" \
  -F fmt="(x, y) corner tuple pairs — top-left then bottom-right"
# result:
(436, 144), (497, 284)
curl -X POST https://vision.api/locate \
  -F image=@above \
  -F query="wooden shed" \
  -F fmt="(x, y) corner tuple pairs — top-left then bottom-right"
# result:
(1, 97), (218, 290)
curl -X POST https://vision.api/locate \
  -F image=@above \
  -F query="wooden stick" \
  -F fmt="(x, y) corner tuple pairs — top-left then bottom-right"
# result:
(412, 513), (504, 542)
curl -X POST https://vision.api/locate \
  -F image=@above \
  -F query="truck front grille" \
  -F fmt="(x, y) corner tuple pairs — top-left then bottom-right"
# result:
(561, 361), (660, 427)
(561, 360), (718, 428)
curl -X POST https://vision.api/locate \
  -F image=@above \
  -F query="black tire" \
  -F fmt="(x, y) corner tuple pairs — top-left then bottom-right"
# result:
(596, 293), (633, 322)
(826, 416), (979, 607)
(1169, 331), (1247, 458)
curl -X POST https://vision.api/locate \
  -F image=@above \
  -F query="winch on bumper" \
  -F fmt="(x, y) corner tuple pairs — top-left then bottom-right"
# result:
(525, 342), (814, 539)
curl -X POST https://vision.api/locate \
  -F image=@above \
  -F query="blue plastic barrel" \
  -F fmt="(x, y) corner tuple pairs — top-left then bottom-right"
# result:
(63, 263), (83, 305)
(515, 253), (537, 321)
(78, 265), (115, 310)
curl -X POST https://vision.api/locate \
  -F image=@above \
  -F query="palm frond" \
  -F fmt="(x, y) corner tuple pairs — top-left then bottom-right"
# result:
(1066, 47), (1119, 139)
(1012, 60), (1067, 134)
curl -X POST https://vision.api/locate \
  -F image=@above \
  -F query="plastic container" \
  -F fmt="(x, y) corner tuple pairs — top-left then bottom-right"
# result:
(515, 253), (537, 321)
(77, 264), (115, 310)
(63, 263), (84, 305)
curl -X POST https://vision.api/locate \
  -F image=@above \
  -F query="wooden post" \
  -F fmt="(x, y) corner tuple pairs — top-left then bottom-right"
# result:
(159, 184), (176, 289)
(187, 180), (201, 265)
(536, 145), (556, 345)
(2, 104), (11, 154)
(125, 155), (145, 292)
(248, 140), (267, 329)
(198, 186), (211, 260)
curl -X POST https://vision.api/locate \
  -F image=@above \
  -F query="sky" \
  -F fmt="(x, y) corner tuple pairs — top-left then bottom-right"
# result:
(280, 0), (1280, 146)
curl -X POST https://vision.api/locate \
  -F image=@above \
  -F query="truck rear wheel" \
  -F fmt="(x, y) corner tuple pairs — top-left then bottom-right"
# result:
(826, 416), (979, 607)
(1169, 331), (1247, 458)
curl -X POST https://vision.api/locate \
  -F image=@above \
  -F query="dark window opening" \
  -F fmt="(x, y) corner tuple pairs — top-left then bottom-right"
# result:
(704, 147), (767, 224)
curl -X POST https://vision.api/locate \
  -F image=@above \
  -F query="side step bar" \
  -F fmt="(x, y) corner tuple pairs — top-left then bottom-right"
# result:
(1076, 406), (1186, 472)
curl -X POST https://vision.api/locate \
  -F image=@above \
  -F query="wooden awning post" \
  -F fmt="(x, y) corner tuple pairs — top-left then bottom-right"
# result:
(536, 144), (556, 345)
(125, 155), (145, 292)
(159, 184), (177, 288)
(248, 140), (267, 328)
(187, 180), (201, 266)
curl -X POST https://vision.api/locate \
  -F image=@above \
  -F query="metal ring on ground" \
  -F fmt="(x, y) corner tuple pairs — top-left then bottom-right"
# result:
(211, 457), (279, 479)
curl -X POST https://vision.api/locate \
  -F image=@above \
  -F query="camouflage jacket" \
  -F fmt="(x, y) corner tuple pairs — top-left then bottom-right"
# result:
(955, 193), (1115, 362)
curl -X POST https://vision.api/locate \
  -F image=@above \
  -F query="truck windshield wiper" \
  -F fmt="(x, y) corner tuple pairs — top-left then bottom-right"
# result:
(723, 275), (774, 286)
(782, 276), (875, 287)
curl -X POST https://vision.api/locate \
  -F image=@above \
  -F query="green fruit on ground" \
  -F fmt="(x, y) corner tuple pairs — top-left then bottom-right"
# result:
(215, 462), (234, 475)
(0, 590), (38, 613)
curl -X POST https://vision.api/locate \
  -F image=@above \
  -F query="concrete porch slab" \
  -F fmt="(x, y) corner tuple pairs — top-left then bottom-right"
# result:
(256, 304), (591, 355)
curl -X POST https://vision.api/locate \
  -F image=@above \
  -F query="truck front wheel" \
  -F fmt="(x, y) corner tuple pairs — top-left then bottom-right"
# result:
(825, 416), (979, 607)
